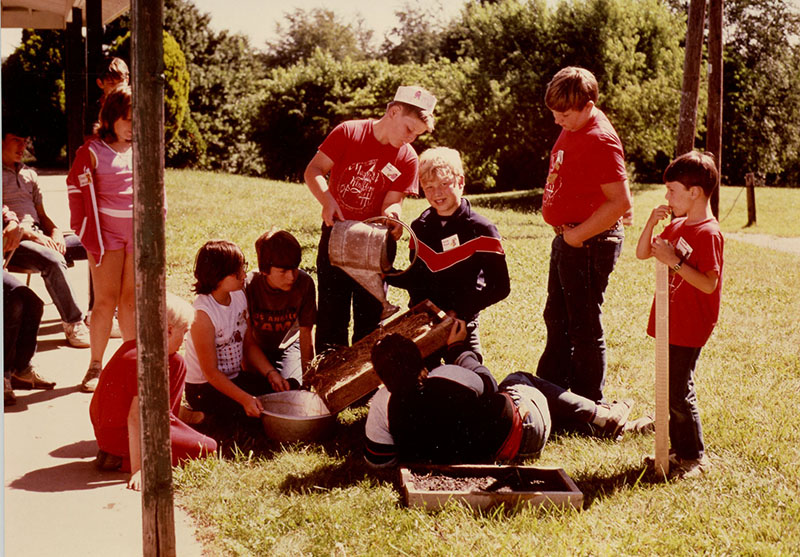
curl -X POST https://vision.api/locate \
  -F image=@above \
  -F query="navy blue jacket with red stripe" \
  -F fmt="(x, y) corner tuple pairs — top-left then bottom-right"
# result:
(388, 198), (510, 322)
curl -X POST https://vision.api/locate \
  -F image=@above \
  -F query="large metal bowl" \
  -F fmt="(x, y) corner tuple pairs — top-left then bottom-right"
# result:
(258, 390), (336, 443)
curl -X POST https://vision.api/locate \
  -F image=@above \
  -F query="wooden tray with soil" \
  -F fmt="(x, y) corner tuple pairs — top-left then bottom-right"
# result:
(303, 300), (454, 414)
(400, 464), (583, 511)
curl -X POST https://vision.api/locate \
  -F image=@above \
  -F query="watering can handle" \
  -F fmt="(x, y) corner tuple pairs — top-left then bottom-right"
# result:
(363, 216), (419, 276)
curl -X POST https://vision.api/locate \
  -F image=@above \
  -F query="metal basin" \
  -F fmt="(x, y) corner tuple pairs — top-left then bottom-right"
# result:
(258, 390), (336, 443)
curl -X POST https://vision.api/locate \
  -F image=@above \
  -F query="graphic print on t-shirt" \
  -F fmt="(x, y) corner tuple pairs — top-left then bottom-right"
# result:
(215, 309), (246, 374)
(542, 150), (564, 210)
(251, 307), (297, 335)
(336, 159), (382, 214)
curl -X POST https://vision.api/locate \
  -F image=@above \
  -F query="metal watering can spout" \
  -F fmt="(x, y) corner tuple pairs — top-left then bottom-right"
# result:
(328, 216), (419, 320)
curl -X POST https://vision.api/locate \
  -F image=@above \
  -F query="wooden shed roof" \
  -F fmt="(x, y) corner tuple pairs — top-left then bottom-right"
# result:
(1, 0), (128, 28)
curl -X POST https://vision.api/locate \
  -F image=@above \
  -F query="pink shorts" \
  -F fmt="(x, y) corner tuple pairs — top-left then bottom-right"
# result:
(99, 214), (134, 254)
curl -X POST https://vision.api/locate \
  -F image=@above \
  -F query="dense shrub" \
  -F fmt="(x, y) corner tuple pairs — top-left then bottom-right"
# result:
(2, 30), (67, 165)
(109, 31), (190, 143)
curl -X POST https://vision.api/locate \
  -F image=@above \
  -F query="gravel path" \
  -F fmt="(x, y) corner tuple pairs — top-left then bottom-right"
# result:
(726, 232), (800, 255)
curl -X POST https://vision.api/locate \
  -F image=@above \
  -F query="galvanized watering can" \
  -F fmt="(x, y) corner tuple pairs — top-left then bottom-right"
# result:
(328, 216), (418, 319)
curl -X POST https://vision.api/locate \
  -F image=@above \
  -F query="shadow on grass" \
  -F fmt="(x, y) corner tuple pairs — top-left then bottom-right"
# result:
(574, 464), (671, 508)
(469, 191), (543, 214)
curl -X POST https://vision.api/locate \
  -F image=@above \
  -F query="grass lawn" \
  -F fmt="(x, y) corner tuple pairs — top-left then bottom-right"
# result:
(166, 170), (800, 556)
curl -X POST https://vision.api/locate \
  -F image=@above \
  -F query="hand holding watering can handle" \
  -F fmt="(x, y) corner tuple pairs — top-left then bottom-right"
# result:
(364, 216), (419, 276)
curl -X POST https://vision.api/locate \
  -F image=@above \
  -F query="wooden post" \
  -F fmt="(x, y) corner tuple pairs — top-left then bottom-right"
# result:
(746, 172), (757, 226)
(706, 0), (723, 219)
(676, 0), (707, 156)
(64, 7), (85, 166)
(132, 1), (176, 555)
(654, 262), (670, 477)
(85, 0), (104, 136)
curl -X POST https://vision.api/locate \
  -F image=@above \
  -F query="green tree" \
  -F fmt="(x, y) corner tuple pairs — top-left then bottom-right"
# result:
(721, 0), (800, 184)
(108, 30), (190, 143)
(380, 1), (451, 64)
(263, 8), (375, 68)
(164, 0), (265, 174)
(252, 49), (433, 182)
(2, 30), (67, 165)
(438, 0), (684, 188)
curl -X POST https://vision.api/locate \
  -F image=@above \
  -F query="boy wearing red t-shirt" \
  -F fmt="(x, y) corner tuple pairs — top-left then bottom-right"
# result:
(536, 67), (632, 405)
(636, 151), (724, 478)
(304, 86), (436, 351)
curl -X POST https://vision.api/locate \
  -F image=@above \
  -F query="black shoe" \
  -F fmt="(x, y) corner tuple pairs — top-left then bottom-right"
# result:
(4, 377), (17, 406)
(94, 450), (123, 471)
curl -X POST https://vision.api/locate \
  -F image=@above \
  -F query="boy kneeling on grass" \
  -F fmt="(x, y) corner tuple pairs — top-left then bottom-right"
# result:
(364, 320), (639, 468)
(636, 151), (724, 479)
(90, 293), (218, 490)
(385, 147), (510, 365)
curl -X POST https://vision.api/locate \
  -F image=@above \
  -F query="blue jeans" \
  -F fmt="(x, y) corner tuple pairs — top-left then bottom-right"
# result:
(669, 344), (705, 460)
(8, 233), (86, 323)
(3, 272), (44, 375)
(263, 338), (302, 388)
(425, 317), (483, 368)
(315, 224), (383, 351)
(499, 372), (598, 457)
(536, 228), (623, 403)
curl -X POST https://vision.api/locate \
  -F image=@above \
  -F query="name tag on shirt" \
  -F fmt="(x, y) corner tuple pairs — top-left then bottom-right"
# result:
(78, 171), (93, 187)
(441, 234), (460, 251)
(675, 237), (693, 260)
(381, 163), (401, 182)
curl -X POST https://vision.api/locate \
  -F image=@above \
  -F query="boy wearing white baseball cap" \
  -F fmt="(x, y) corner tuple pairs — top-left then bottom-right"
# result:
(304, 85), (436, 351)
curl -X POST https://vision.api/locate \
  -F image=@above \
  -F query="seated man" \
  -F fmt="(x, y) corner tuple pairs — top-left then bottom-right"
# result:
(386, 147), (510, 363)
(4, 205), (56, 403)
(89, 293), (217, 490)
(2, 116), (89, 347)
(244, 229), (316, 390)
(364, 321), (637, 468)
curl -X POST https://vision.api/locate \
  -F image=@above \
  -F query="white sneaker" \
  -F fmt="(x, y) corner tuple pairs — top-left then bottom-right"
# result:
(63, 320), (91, 348)
(87, 311), (123, 338)
(110, 315), (122, 338)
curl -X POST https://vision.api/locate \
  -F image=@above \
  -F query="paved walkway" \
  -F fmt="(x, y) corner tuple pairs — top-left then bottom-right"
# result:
(3, 174), (205, 556)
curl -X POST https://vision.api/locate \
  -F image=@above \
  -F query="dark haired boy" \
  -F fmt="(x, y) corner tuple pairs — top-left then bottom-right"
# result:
(636, 150), (723, 478)
(2, 117), (90, 348)
(364, 321), (636, 468)
(304, 85), (436, 351)
(244, 229), (316, 391)
(536, 66), (632, 405)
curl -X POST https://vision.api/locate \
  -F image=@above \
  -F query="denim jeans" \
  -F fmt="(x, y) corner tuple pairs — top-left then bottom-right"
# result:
(185, 370), (271, 419)
(536, 228), (623, 403)
(3, 271), (44, 375)
(315, 224), (383, 351)
(669, 344), (705, 460)
(499, 371), (598, 456)
(8, 233), (86, 323)
(425, 317), (482, 369)
(263, 338), (302, 387)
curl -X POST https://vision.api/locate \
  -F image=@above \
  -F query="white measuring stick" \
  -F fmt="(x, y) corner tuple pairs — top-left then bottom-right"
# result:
(654, 261), (670, 476)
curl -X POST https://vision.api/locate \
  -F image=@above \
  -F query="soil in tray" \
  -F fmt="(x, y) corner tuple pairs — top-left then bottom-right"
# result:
(409, 469), (559, 493)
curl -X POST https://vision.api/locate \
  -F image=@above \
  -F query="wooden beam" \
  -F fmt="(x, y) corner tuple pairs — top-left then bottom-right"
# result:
(706, 0), (723, 218)
(676, 0), (707, 156)
(86, 0), (104, 136)
(654, 262), (670, 478)
(131, 1), (175, 555)
(64, 6), (85, 166)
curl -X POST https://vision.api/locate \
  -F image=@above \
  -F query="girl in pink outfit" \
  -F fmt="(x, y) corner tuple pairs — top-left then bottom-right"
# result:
(67, 85), (134, 392)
